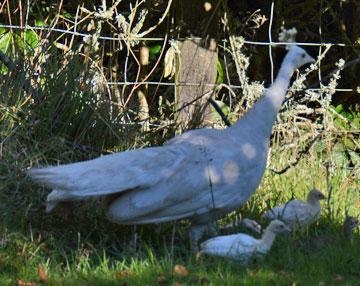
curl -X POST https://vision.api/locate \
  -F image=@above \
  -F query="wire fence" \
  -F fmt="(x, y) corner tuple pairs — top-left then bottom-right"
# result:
(0, 23), (354, 46)
(0, 2), (358, 113)
(0, 23), (357, 94)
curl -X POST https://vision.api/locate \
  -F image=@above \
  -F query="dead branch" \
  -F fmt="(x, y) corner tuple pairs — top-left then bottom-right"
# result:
(271, 131), (323, 175)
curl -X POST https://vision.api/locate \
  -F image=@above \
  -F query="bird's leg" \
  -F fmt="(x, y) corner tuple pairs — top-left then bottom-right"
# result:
(207, 221), (219, 236)
(221, 214), (262, 234)
(190, 222), (218, 253)
(241, 218), (262, 234)
(190, 224), (207, 252)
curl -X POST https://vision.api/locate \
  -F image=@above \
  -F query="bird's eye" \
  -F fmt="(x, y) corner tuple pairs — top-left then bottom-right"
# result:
(301, 53), (306, 58)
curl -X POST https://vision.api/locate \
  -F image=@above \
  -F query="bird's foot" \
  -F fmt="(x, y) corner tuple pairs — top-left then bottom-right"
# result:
(242, 218), (262, 234)
(221, 216), (262, 234)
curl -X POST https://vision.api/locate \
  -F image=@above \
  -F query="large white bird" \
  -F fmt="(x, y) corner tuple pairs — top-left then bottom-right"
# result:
(262, 189), (326, 230)
(28, 46), (314, 246)
(199, 220), (290, 263)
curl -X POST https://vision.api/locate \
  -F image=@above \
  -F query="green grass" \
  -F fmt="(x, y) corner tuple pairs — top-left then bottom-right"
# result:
(0, 147), (359, 286)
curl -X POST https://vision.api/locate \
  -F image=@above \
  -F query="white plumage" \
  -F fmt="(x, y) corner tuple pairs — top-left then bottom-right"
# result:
(199, 220), (290, 263)
(262, 189), (326, 230)
(28, 46), (314, 245)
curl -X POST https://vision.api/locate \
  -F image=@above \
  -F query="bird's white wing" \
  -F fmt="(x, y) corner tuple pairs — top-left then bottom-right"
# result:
(263, 200), (303, 219)
(200, 233), (257, 259)
(110, 130), (268, 224)
(28, 144), (190, 202)
(263, 200), (318, 227)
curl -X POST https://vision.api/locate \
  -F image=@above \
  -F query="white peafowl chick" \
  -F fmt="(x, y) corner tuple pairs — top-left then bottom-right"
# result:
(343, 215), (359, 244)
(199, 220), (290, 263)
(27, 46), (314, 247)
(262, 189), (326, 230)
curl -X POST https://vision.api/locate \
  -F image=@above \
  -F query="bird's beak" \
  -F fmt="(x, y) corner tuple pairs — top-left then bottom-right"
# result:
(305, 54), (316, 65)
(354, 218), (360, 227)
(284, 225), (292, 232)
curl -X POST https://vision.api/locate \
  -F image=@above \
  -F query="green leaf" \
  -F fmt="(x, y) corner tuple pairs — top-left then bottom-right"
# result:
(343, 137), (355, 149)
(332, 143), (348, 168)
(0, 31), (12, 54)
(348, 150), (360, 165)
(334, 104), (343, 113)
(149, 45), (161, 60)
(35, 19), (46, 27)
(0, 27), (6, 35)
(62, 11), (74, 20)
(216, 60), (224, 84)
(212, 99), (230, 123)
(353, 116), (360, 128)
(24, 29), (39, 49)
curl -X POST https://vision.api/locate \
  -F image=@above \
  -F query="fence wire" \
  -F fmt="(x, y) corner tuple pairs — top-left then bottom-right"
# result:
(0, 22), (357, 94)
(0, 24), (354, 47)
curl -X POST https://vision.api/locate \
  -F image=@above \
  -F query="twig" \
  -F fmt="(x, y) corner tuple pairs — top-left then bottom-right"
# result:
(309, 57), (360, 89)
(137, 0), (173, 37)
(271, 131), (323, 175)
(124, 34), (168, 107)
(208, 98), (231, 127)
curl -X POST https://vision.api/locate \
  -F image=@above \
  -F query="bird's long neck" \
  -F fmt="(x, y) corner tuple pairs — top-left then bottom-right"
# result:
(307, 196), (320, 209)
(231, 58), (296, 138)
(259, 228), (277, 251)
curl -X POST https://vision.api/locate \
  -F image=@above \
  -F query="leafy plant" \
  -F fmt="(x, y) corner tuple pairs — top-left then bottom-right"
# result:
(148, 44), (162, 60)
(331, 104), (360, 129)
(0, 25), (40, 72)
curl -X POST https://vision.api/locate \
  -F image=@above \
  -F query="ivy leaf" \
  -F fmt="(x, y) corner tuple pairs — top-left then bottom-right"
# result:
(0, 30), (12, 54)
(35, 19), (46, 26)
(149, 44), (161, 60)
(24, 29), (39, 49)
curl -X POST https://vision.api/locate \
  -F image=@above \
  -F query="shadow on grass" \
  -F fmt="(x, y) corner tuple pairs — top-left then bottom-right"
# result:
(1, 186), (360, 285)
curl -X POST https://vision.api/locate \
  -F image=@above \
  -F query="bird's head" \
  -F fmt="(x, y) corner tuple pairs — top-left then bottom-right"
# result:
(344, 215), (360, 230)
(307, 188), (326, 202)
(267, 219), (291, 234)
(286, 45), (315, 69)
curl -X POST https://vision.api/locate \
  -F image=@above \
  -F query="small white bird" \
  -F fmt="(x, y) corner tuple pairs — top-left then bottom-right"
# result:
(199, 220), (290, 263)
(262, 189), (326, 230)
(343, 215), (359, 243)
